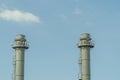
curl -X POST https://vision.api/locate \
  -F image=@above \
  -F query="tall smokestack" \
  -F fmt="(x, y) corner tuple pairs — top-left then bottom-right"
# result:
(77, 33), (94, 80)
(12, 34), (29, 80)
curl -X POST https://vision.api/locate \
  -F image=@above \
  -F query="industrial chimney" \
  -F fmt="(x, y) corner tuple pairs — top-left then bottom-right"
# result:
(77, 33), (94, 80)
(12, 34), (29, 80)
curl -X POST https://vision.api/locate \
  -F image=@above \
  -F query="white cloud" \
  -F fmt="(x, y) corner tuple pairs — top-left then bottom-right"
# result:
(0, 9), (41, 23)
(73, 8), (81, 15)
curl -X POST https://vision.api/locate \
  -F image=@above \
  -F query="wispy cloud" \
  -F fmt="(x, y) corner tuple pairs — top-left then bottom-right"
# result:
(0, 9), (41, 23)
(59, 14), (68, 22)
(60, 14), (67, 20)
(73, 8), (81, 15)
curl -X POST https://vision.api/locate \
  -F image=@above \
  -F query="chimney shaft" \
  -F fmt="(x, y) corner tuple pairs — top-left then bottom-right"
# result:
(77, 33), (94, 80)
(12, 34), (29, 80)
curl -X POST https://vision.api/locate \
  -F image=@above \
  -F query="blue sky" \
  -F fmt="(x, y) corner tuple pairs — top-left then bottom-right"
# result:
(0, 0), (120, 80)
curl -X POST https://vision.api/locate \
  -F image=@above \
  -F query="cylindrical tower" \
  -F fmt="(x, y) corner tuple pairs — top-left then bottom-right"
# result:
(12, 34), (29, 80)
(77, 33), (94, 80)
